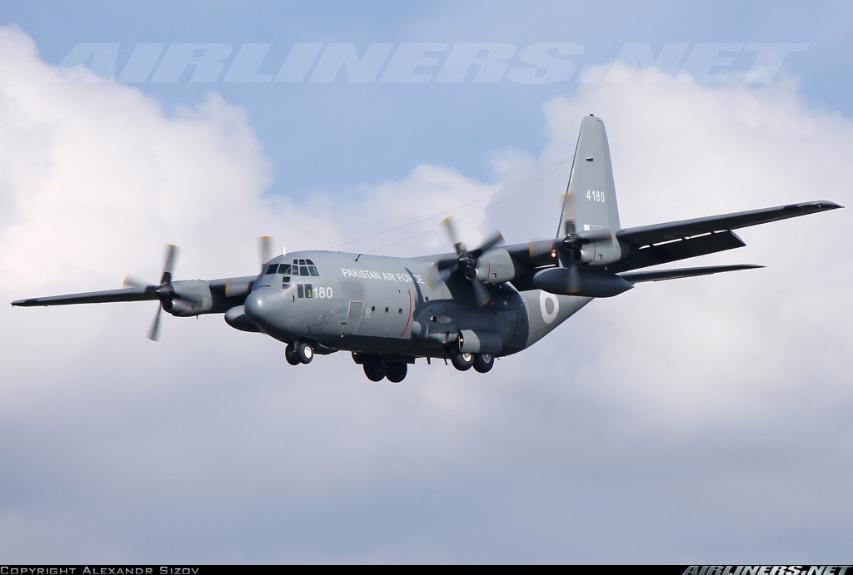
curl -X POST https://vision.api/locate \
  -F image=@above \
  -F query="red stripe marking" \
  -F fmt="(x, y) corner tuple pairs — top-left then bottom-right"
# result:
(400, 288), (413, 337)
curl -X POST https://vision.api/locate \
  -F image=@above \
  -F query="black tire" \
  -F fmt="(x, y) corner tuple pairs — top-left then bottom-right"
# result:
(285, 344), (300, 366)
(386, 363), (407, 383)
(450, 350), (474, 371)
(473, 353), (494, 373)
(363, 360), (386, 382)
(295, 340), (314, 364)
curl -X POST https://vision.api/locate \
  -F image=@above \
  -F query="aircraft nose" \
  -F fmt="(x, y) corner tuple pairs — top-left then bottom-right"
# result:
(244, 287), (284, 332)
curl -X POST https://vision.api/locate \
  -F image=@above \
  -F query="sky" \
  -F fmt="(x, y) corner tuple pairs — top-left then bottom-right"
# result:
(1, 1), (852, 564)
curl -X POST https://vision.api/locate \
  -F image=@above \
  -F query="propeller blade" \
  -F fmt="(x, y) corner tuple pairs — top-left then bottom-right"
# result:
(427, 261), (456, 288)
(160, 244), (178, 285)
(259, 235), (273, 268)
(469, 231), (504, 258)
(567, 261), (580, 295)
(560, 189), (577, 238)
(441, 215), (465, 255)
(528, 239), (558, 259)
(148, 304), (163, 341)
(471, 277), (491, 306)
(122, 276), (150, 289)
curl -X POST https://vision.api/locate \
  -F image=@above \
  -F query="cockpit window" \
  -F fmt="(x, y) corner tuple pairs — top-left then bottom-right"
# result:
(289, 258), (319, 276)
(265, 264), (278, 275)
(280, 263), (291, 275)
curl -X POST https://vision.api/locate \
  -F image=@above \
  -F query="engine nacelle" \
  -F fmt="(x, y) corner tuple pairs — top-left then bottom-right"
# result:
(458, 329), (503, 354)
(475, 248), (518, 284)
(164, 280), (214, 316)
(533, 267), (632, 298)
(579, 237), (623, 266)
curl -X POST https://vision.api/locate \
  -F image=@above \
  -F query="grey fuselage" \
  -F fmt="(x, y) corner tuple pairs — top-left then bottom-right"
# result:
(238, 250), (590, 359)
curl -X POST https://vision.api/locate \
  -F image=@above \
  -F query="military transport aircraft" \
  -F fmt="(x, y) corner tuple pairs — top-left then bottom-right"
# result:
(12, 116), (842, 382)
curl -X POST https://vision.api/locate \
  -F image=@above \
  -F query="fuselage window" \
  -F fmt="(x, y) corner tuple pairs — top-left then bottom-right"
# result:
(297, 284), (304, 298)
(282, 276), (291, 289)
(304, 284), (313, 299)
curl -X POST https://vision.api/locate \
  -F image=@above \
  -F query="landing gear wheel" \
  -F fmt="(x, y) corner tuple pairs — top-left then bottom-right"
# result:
(473, 353), (494, 373)
(363, 360), (386, 382)
(285, 344), (300, 366)
(450, 349), (474, 371)
(295, 341), (314, 364)
(386, 363), (407, 383)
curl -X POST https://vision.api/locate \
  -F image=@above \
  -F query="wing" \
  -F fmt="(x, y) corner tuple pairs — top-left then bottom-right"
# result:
(610, 200), (842, 272)
(617, 201), (841, 246)
(12, 275), (257, 311)
(12, 286), (159, 307)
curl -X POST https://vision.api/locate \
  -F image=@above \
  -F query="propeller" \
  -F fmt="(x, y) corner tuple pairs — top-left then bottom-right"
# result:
(429, 216), (504, 306)
(124, 244), (199, 341)
(259, 235), (273, 270)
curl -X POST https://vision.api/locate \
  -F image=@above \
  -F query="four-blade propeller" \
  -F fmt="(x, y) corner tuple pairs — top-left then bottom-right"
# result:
(429, 215), (504, 306)
(124, 244), (199, 341)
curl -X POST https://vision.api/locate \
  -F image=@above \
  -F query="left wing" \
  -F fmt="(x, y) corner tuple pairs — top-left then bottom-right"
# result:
(616, 201), (841, 247)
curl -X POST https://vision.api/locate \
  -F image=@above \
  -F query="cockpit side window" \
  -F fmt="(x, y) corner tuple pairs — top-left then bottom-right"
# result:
(280, 263), (291, 275)
(265, 264), (278, 275)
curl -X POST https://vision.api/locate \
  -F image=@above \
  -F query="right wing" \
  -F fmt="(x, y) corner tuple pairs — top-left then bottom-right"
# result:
(12, 286), (159, 307)
(12, 275), (257, 311)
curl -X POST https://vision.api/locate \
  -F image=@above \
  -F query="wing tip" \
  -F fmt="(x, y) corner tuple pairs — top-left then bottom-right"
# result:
(801, 200), (843, 210)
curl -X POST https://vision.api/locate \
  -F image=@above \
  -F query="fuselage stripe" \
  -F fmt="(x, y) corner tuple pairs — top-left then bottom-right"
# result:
(400, 288), (413, 337)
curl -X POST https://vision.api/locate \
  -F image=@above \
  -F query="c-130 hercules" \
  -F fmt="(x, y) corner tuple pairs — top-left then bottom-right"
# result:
(12, 116), (842, 382)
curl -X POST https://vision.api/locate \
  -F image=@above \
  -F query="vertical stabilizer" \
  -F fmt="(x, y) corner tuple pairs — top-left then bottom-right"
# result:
(558, 115), (621, 237)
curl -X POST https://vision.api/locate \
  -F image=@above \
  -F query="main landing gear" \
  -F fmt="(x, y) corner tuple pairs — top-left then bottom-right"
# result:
(362, 358), (408, 383)
(449, 348), (494, 373)
(285, 340), (314, 365)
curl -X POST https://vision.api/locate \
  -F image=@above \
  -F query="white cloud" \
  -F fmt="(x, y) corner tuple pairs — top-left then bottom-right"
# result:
(0, 29), (851, 563)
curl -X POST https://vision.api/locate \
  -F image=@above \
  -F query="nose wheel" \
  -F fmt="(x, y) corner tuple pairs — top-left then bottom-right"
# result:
(285, 341), (314, 365)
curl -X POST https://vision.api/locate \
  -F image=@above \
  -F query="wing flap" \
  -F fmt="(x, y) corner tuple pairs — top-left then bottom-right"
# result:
(609, 230), (745, 273)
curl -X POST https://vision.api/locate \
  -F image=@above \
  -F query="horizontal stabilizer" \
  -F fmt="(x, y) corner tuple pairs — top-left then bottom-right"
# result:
(618, 201), (842, 247)
(619, 264), (763, 283)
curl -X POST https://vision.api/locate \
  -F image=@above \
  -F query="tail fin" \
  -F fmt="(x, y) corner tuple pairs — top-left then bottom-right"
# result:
(558, 115), (621, 237)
